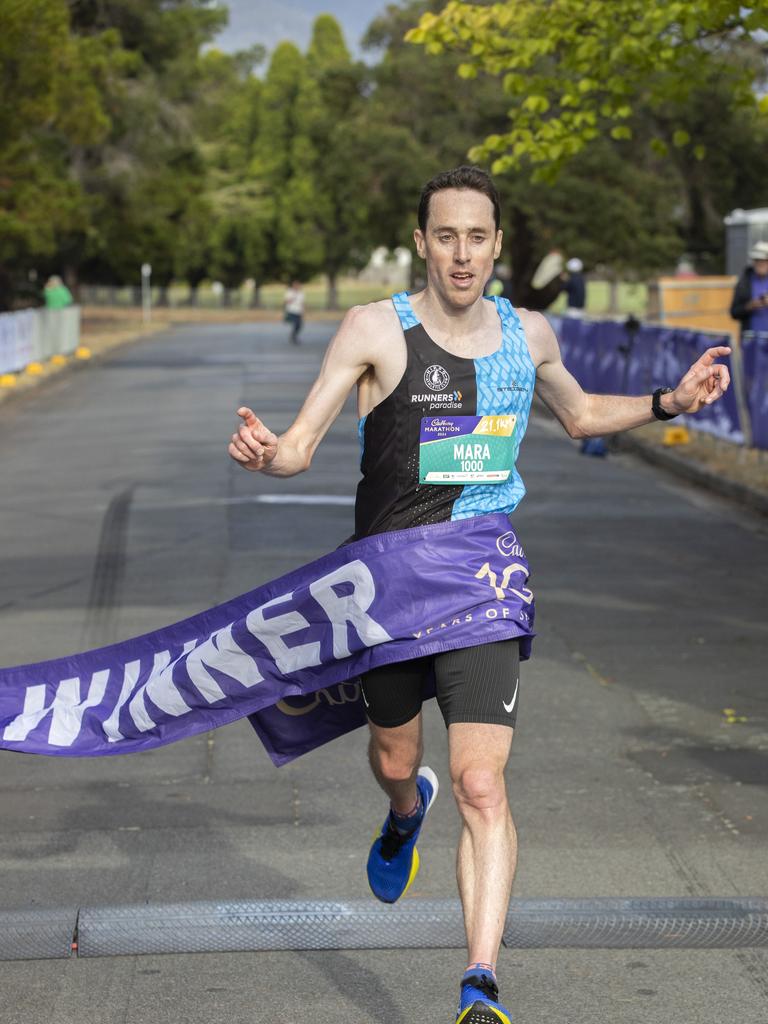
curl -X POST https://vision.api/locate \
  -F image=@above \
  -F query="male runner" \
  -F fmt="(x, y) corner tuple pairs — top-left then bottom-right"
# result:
(228, 166), (731, 1023)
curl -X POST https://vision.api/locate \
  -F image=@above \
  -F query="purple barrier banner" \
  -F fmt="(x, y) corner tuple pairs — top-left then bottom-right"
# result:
(0, 514), (534, 766)
(742, 332), (768, 450)
(674, 330), (745, 445)
(554, 316), (745, 445)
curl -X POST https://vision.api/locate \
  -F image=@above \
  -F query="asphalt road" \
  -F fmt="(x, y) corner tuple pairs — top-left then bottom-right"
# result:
(0, 320), (767, 1024)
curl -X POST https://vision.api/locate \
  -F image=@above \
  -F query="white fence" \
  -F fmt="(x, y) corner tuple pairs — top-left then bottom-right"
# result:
(0, 307), (81, 375)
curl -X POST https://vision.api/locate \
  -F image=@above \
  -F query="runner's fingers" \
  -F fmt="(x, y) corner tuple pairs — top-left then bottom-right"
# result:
(228, 442), (250, 463)
(697, 345), (731, 366)
(232, 434), (262, 460)
(237, 406), (260, 428)
(705, 366), (730, 402)
(239, 424), (265, 452)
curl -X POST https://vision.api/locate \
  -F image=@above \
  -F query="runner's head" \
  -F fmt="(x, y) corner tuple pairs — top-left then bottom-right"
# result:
(414, 166), (503, 308)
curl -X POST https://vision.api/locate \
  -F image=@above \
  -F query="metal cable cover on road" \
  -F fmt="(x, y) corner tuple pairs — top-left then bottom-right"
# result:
(0, 906), (77, 960)
(3, 898), (767, 961)
(75, 897), (768, 959)
(77, 899), (467, 957)
(502, 897), (768, 949)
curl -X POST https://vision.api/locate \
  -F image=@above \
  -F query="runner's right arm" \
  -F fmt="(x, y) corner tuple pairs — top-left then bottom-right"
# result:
(228, 305), (374, 476)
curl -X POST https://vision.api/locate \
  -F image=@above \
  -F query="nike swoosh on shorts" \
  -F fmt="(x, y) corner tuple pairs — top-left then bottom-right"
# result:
(503, 678), (519, 714)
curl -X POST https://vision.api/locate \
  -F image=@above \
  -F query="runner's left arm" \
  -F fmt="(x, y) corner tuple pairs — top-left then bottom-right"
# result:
(526, 313), (731, 438)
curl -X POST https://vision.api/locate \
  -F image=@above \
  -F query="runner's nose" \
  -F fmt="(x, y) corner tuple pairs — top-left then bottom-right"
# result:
(454, 240), (470, 263)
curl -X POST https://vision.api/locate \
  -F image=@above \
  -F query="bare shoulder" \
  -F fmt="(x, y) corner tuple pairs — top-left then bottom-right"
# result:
(341, 298), (400, 338)
(516, 307), (561, 367)
(332, 298), (401, 365)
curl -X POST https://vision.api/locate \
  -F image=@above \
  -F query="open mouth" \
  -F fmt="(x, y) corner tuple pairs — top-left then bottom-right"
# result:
(450, 272), (474, 286)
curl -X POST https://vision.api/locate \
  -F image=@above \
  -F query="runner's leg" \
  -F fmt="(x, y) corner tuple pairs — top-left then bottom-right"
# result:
(362, 656), (428, 811)
(449, 721), (516, 967)
(367, 713), (423, 812)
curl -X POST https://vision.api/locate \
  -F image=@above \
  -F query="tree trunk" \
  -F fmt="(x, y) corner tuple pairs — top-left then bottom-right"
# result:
(508, 205), (562, 311)
(0, 266), (14, 312)
(410, 256), (425, 292)
(608, 279), (619, 316)
(63, 263), (80, 302)
(250, 283), (262, 308)
(326, 271), (339, 311)
(187, 283), (198, 307)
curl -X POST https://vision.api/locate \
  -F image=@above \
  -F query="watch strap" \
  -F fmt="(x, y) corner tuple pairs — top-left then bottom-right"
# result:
(652, 387), (678, 421)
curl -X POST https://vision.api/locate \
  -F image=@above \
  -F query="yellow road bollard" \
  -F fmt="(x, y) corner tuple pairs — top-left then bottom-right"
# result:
(75, 346), (92, 360)
(662, 425), (690, 446)
(51, 354), (68, 367)
(26, 362), (45, 376)
(0, 373), (18, 388)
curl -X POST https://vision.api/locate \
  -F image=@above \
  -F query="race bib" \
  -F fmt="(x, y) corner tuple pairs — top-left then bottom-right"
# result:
(419, 415), (516, 484)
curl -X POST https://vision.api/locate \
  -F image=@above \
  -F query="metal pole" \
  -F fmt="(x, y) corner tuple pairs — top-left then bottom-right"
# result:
(141, 263), (152, 324)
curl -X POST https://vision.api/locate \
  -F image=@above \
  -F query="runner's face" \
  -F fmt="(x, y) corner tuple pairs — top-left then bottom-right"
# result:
(415, 189), (502, 307)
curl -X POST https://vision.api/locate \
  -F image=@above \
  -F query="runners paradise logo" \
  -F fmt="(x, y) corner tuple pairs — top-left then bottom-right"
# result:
(424, 364), (450, 391)
(411, 389), (463, 405)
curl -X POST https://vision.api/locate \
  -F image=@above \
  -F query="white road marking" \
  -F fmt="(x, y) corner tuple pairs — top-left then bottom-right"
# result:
(135, 494), (355, 511)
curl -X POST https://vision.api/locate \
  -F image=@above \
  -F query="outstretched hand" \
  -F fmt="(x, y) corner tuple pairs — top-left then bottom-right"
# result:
(670, 346), (731, 415)
(228, 407), (279, 472)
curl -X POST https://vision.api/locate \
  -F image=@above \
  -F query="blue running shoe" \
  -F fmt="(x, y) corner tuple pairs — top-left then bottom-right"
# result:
(366, 766), (438, 904)
(456, 972), (512, 1024)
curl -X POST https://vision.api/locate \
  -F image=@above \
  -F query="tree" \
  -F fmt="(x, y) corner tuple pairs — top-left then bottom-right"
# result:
(363, 1), (683, 304)
(183, 46), (270, 303)
(300, 15), (373, 308)
(407, 1), (768, 180)
(0, 0), (123, 307)
(253, 42), (323, 286)
(53, 0), (228, 293)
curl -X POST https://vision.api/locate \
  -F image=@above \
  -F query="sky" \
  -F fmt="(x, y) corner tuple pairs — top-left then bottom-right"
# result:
(212, 0), (391, 57)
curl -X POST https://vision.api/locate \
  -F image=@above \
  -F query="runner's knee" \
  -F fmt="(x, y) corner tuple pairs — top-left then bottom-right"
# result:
(369, 734), (421, 783)
(452, 764), (506, 813)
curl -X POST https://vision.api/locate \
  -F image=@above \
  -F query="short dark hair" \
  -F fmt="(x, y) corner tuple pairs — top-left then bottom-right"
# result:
(417, 166), (501, 233)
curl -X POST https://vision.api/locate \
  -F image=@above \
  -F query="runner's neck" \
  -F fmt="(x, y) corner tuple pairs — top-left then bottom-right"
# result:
(408, 289), (502, 357)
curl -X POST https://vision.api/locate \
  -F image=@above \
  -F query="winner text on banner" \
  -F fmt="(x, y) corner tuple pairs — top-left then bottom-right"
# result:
(0, 514), (534, 765)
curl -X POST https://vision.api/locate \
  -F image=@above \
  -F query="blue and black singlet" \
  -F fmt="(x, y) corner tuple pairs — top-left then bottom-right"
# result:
(354, 291), (536, 539)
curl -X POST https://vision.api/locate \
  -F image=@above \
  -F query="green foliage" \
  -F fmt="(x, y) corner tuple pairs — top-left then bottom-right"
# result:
(3, 0), (767, 310)
(406, 0), (768, 179)
(0, 0), (129, 304)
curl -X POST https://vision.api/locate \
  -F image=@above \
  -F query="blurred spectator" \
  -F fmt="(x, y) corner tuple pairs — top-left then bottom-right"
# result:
(485, 266), (504, 297)
(730, 241), (768, 336)
(284, 280), (305, 345)
(564, 257), (586, 317)
(43, 275), (73, 310)
(674, 256), (697, 278)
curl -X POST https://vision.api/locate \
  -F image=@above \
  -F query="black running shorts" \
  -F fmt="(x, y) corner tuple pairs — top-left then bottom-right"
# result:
(360, 639), (520, 730)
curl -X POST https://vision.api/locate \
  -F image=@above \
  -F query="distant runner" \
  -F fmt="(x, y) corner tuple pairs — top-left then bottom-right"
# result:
(283, 279), (305, 344)
(229, 166), (731, 1024)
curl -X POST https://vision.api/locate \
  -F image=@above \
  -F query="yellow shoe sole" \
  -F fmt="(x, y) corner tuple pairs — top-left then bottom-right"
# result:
(456, 1001), (511, 1024)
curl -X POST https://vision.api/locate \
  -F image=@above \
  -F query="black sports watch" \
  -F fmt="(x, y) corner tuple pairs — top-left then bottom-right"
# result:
(652, 387), (679, 421)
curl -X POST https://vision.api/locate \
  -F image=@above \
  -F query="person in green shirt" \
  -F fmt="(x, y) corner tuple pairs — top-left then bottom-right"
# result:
(43, 276), (73, 310)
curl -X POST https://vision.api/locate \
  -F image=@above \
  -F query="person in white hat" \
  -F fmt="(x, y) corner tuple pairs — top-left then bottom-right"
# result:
(563, 257), (586, 317)
(730, 240), (768, 336)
